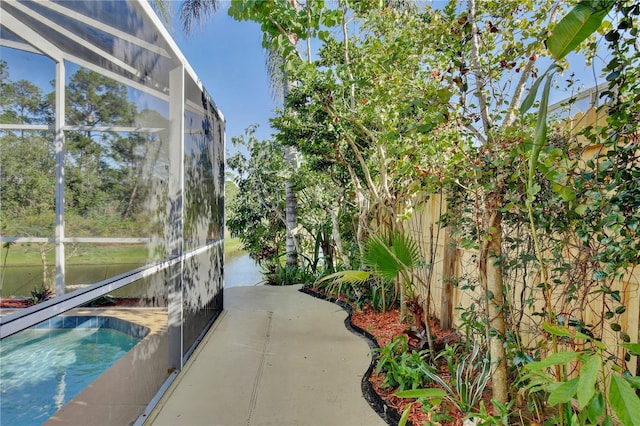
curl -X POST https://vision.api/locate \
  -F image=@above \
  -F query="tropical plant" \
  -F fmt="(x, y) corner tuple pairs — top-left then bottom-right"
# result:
(375, 335), (434, 391)
(517, 323), (640, 426)
(168, 0), (307, 268)
(397, 341), (491, 414)
(266, 262), (316, 286)
(226, 127), (288, 267)
(30, 284), (54, 305)
(228, 0), (315, 268)
(512, 5), (631, 424)
(317, 231), (422, 316)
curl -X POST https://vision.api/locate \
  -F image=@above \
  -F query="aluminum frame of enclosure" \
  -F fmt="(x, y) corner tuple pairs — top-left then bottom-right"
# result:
(0, 1), (225, 421)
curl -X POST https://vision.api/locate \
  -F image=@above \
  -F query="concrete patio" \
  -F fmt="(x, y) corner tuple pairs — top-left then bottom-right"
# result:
(146, 285), (384, 426)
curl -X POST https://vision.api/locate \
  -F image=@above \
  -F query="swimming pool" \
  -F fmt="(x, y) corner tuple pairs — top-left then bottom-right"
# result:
(0, 316), (150, 426)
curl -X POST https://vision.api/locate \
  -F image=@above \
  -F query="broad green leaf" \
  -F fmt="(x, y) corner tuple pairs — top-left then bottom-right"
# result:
(548, 378), (579, 406)
(437, 88), (451, 103)
(620, 343), (640, 356)
(521, 72), (546, 114)
(526, 66), (557, 203)
(547, 2), (612, 60)
(587, 393), (605, 424)
(525, 351), (579, 371)
(609, 374), (640, 426)
(611, 291), (621, 302)
(624, 375), (640, 389)
(533, 71), (554, 152)
(577, 355), (600, 408)
(318, 30), (330, 41)
(542, 322), (575, 337)
(574, 331), (593, 341)
(395, 388), (446, 399)
(554, 185), (577, 201)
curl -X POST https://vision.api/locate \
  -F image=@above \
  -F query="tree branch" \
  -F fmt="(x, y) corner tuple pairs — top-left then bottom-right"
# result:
(502, 2), (560, 129)
(468, 0), (493, 140)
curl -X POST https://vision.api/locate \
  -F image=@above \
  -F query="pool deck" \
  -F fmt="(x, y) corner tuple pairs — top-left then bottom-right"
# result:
(146, 284), (384, 426)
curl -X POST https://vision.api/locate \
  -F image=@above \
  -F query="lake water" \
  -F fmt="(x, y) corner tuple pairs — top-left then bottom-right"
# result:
(224, 252), (263, 287)
(1, 252), (263, 297)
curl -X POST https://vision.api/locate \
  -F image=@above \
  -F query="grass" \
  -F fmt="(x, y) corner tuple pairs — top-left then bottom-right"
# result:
(1, 244), (151, 266)
(1, 237), (246, 267)
(224, 237), (245, 259)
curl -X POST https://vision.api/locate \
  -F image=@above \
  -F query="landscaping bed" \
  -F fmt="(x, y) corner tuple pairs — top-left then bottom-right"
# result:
(301, 287), (472, 426)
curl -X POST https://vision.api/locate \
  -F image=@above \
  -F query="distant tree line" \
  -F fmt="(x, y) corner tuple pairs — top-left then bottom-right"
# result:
(0, 60), (161, 238)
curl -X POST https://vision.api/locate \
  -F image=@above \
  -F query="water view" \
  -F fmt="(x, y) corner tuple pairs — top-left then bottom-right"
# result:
(224, 252), (263, 288)
(0, 251), (262, 299)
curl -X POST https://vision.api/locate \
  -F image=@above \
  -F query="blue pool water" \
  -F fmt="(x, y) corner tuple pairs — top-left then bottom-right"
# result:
(0, 316), (147, 426)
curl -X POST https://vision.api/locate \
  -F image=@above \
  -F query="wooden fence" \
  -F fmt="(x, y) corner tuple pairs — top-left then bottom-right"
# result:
(405, 106), (640, 376)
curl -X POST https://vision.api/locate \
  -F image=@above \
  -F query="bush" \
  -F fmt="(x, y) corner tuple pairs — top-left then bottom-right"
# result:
(375, 335), (434, 391)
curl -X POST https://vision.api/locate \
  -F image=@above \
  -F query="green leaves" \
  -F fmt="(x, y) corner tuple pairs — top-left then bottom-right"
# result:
(547, 2), (613, 60)
(547, 377), (579, 406)
(520, 65), (556, 114)
(524, 350), (579, 371)
(316, 270), (369, 285)
(587, 393), (605, 423)
(609, 375), (640, 426)
(363, 233), (422, 283)
(528, 65), (556, 195)
(620, 343), (640, 356)
(376, 336), (434, 391)
(541, 322), (576, 338)
(395, 388), (446, 399)
(576, 355), (600, 408)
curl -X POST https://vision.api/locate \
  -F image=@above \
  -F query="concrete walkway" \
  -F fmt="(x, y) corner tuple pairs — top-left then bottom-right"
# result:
(147, 285), (384, 426)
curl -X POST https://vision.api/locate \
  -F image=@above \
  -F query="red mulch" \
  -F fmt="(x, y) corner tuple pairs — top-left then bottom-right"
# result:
(350, 304), (467, 426)
(0, 298), (32, 308)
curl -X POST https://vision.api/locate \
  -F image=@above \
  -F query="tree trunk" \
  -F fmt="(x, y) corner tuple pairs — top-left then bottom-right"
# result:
(483, 189), (508, 404)
(441, 225), (457, 330)
(122, 179), (138, 219)
(284, 167), (298, 267)
(283, 63), (299, 267)
(330, 204), (351, 269)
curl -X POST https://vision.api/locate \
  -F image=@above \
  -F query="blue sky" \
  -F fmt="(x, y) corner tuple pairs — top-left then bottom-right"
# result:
(171, 6), (280, 157)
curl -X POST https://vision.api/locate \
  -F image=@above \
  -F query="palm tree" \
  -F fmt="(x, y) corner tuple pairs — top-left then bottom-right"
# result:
(158, 0), (301, 269)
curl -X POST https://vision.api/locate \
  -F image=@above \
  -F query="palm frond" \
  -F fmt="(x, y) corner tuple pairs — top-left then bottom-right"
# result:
(149, 0), (173, 30)
(389, 232), (422, 270)
(180, 0), (219, 35)
(265, 46), (286, 100)
(362, 232), (422, 282)
(363, 234), (400, 282)
(316, 270), (370, 285)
